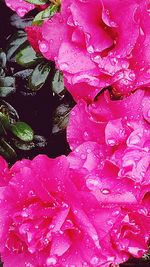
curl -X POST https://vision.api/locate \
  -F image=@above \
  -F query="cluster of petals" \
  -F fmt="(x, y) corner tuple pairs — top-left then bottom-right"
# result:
(2, 0), (150, 266)
(67, 88), (150, 184)
(5, 0), (48, 17)
(25, 0), (150, 101)
(0, 125), (150, 267)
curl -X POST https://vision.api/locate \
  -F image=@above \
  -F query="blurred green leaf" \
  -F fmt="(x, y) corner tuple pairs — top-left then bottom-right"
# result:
(0, 139), (17, 161)
(25, 0), (47, 4)
(0, 112), (10, 130)
(52, 104), (71, 134)
(33, 4), (58, 25)
(16, 45), (42, 67)
(11, 122), (34, 142)
(7, 31), (27, 61)
(13, 138), (35, 151)
(52, 70), (65, 95)
(10, 14), (33, 29)
(0, 49), (7, 68)
(0, 100), (19, 124)
(34, 135), (47, 148)
(0, 77), (16, 97)
(29, 62), (51, 91)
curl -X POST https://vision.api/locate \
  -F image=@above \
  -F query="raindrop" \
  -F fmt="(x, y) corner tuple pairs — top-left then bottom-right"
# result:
(46, 256), (57, 266)
(39, 40), (49, 53)
(81, 154), (86, 160)
(87, 45), (94, 53)
(16, 7), (27, 17)
(101, 188), (111, 195)
(61, 63), (69, 70)
(107, 139), (116, 146)
(86, 178), (99, 190)
(128, 135), (141, 145)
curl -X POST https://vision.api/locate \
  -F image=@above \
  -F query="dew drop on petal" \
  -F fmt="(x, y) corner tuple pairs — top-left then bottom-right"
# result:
(61, 63), (69, 70)
(101, 188), (111, 194)
(107, 139), (116, 146)
(39, 40), (49, 53)
(81, 154), (86, 160)
(46, 256), (57, 266)
(128, 135), (141, 145)
(86, 178), (99, 190)
(16, 7), (27, 17)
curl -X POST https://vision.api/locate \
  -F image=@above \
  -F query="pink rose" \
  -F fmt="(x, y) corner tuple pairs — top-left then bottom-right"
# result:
(67, 89), (150, 185)
(26, 0), (150, 101)
(0, 156), (10, 186)
(0, 152), (149, 266)
(5, 0), (35, 17)
(5, 0), (49, 17)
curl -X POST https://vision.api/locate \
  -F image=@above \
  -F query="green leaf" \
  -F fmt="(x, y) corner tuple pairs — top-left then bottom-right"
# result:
(0, 49), (7, 68)
(29, 62), (51, 91)
(13, 138), (35, 151)
(0, 112), (10, 130)
(7, 31), (27, 61)
(25, 0), (47, 5)
(52, 104), (71, 134)
(10, 14), (33, 29)
(0, 100), (19, 124)
(16, 45), (42, 67)
(33, 4), (58, 25)
(0, 77), (16, 97)
(0, 139), (17, 161)
(11, 122), (34, 142)
(34, 135), (47, 148)
(52, 70), (65, 95)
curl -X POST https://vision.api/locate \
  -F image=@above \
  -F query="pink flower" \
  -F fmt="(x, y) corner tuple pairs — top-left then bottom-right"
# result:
(5, 0), (49, 17)
(0, 153), (149, 266)
(5, 0), (35, 17)
(26, 0), (150, 101)
(0, 156), (11, 186)
(67, 89), (150, 185)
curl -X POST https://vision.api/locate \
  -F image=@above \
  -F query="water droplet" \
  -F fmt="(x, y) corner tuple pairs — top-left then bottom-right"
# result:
(17, 7), (27, 17)
(128, 135), (141, 145)
(90, 256), (99, 265)
(87, 45), (94, 53)
(81, 154), (86, 160)
(28, 246), (36, 254)
(39, 40), (49, 53)
(101, 188), (111, 195)
(61, 63), (69, 70)
(107, 139), (116, 146)
(86, 178), (99, 190)
(93, 55), (101, 63)
(46, 256), (57, 266)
